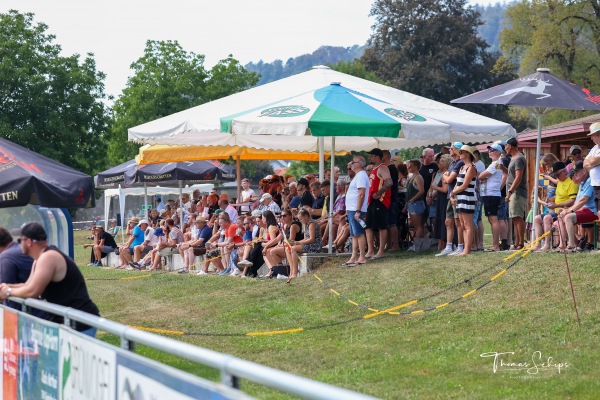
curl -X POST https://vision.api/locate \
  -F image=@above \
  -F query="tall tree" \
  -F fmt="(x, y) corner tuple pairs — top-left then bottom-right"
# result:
(500, 0), (600, 124)
(361, 0), (513, 106)
(0, 10), (110, 175)
(108, 40), (258, 164)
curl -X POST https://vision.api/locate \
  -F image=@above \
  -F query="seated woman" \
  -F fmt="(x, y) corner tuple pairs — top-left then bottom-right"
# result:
(285, 208), (321, 283)
(240, 210), (281, 277)
(264, 209), (303, 277)
(107, 219), (121, 237)
(331, 215), (350, 253)
(147, 224), (168, 271)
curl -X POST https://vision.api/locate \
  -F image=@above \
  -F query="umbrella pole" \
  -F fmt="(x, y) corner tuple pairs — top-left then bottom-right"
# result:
(236, 156), (241, 204)
(119, 185), (125, 243)
(328, 138), (335, 254)
(531, 108), (546, 242)
(179, 180), (183, 226)
(319, 137), (325, 181)
(144, 182), (148, 220)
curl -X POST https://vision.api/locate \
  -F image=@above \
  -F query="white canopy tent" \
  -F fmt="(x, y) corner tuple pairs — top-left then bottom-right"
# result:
(103, 183), (213, 242)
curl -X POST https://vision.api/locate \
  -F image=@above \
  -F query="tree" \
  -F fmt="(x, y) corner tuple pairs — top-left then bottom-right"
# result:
(499, 0), (600, 124)
(330, 59), (387, 84)
(108, 40), (258, 164)
(0, 10), (110, 175)
(361, 0), (513, 106)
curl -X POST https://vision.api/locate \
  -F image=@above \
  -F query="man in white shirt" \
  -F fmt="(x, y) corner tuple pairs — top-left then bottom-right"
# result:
(239, 178), (255, 213)
(583, 122), (600, 220)
(344, 155), (370, 266)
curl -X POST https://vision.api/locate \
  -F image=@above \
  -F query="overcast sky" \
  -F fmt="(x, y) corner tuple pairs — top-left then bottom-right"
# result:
(2, 0), (505, 98)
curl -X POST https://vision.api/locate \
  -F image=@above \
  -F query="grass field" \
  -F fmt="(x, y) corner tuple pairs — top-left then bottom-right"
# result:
(74, 230), (600, 399)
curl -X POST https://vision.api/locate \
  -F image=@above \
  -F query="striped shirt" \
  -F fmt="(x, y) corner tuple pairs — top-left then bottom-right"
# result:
(456, 166), (477, 214)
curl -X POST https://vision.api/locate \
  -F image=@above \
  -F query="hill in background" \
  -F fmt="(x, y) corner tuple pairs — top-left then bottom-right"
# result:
(245, 2), (508, 86)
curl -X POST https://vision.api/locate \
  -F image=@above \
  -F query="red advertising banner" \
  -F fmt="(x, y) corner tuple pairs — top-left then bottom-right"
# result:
(3, 310), (18, 400)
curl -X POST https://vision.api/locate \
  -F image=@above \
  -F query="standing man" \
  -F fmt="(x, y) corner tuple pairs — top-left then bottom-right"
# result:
(344, 156), (370, 266)
(239, 178), (255, 213)
(437, 142), (465, 256)
(382, 150), (400, 251)
(365, 148), (393, 259)
(0, 223), (100, 337)
(583, 122), (600, 221)
(503, 137), (527, 250)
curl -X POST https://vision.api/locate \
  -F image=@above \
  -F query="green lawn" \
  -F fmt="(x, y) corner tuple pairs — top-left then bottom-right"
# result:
(74, 230), (600, 399)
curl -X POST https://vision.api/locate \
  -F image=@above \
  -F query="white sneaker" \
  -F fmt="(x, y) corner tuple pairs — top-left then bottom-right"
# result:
(435, 247), (454, 257)
(196, 270), (208, 276)
(237, 260), (253, 268)
(407, 245), (416, 252)
(276, 274), (288, 280)
(449, 247), (463, 256)
(86, 263), (95, 267)
(230, 269), (241, 277)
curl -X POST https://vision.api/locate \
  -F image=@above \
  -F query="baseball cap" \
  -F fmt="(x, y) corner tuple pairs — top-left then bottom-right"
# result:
(368, 148), (384, 158)
(587, 122), (600, 136)
(251, 209), (263, 218)
(569, 145), (582, 154)
(17, 222), (48, 241)
(552, 161), (567, 174)
(138, 219), (149, 225)
(451, 142), (463, 149)
(260, 193), (272, 203)
(487, 143), (503, 153)
(154, 227), (165, 237)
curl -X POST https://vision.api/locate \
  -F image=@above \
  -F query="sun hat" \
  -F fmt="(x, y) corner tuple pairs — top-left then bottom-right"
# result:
(260, 193), (272, 203)
(587, 122), (600, 136)
(459, 145), (475, 156)
(128, 217), (139, 224)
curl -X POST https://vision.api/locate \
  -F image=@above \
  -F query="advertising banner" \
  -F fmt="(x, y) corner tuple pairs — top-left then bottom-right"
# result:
(3, 310), (18, 400)
(17, 314), (60, 400)
(59, 328), (116, 400)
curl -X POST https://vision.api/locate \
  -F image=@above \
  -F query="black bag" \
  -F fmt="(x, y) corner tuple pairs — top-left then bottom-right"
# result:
(193, 246), (207, 256)
(270, 264), (290, 278)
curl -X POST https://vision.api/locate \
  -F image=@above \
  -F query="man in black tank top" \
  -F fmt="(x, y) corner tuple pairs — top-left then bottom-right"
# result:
(0, 223), (100, 337)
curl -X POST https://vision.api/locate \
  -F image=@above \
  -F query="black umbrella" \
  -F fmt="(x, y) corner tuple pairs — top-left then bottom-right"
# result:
(452, 68), (600, 221)
(0, 138), (94, 208)
(95, 160), (235, 188)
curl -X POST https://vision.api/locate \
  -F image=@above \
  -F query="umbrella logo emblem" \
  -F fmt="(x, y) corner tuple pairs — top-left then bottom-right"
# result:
(260, 105), (310, 118)
(582, 87), (600, 105)
(485, 78), (553, 101)
(384, 108), (426, 122)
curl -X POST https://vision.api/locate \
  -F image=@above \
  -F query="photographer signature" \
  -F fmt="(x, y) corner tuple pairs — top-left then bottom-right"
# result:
(480, 351), (570, 374)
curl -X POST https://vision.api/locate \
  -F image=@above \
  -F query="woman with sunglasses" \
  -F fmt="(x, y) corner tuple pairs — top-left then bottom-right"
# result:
(479, 144), (504, 252)
(239, 211), (281, 277)
(285, 208), (321, 283)
(450, 145), (478, 256)
(264, 209), (302, 277)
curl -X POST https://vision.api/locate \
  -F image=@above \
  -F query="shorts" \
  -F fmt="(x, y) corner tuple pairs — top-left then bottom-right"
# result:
(407, 200), (426, 217)
(158, 247), (179, 256)
(483, 196), (500, 217)
(366, 199), (388, 230)
(348, 210), (366, 236)
(387, 201), (398, 227)
(508, 193), (527, 219)
(446, 200), (457, 219)
(574, 207), (598, 224)
(101, 246), (115, 253)
(538, 212), (558, 221)
(497, 197), (508, 221)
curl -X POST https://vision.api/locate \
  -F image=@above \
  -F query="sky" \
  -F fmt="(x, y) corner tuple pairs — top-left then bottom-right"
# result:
(2, 0), (503, 99)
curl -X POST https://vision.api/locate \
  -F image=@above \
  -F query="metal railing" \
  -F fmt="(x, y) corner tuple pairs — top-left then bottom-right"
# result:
(9, 297), (377, 400)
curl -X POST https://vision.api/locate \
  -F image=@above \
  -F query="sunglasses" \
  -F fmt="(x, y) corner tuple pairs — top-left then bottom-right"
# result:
(572, 150), (582, 155)
(488, 148), (497, 152)
(17, 238), (38, 244)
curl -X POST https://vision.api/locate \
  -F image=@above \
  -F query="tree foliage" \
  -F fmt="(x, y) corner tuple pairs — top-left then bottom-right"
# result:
(361, 0), (519, 125)
(0, 10), (110, 175)
(499, 0), (600, 124)
(108, 40), (258, 165)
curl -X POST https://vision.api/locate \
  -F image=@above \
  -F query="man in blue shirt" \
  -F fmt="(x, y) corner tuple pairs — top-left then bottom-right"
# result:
(117, 218), (147, 268)
(556, 161), (598, 251)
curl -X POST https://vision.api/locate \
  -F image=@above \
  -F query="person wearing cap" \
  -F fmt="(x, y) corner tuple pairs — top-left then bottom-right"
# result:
(565, 145), (584, 174)
(239, 178), (256, 213)
(88, 226), (118, 267)
(478, 143), (505, 252)
(258, 192), (281, 214)
(503, 137), (528, 250)
(449, 145), (478, 256)
(179, 216), (213, 272)
(117, 218), (148, 268)
(437, 142), (465, 256)
(532, 161), (578, 252)
(583, 122), (600, 225)
(130, 221), (157, 269)
(555, 161), (597, 252)
(296, 177), (314, 209)
(364, 148), (393, 259)
(0, 223), (100, 337)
